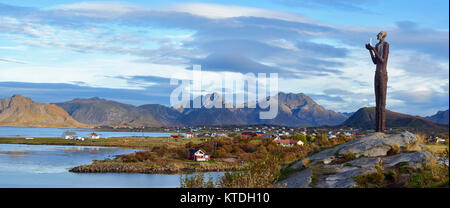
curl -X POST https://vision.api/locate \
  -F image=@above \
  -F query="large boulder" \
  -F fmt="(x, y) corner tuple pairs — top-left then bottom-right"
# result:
(337, 131), (418, 158)
(281, 131), (435, 188)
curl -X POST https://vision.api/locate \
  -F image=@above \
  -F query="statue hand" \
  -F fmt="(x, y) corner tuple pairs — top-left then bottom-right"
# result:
(365, 44), (372, 50)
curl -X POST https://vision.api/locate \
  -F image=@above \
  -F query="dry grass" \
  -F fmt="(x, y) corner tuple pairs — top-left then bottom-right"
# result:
(301, 158), (311, 168)
(425, 144), (449, 157)
(406, 134), (425, 152)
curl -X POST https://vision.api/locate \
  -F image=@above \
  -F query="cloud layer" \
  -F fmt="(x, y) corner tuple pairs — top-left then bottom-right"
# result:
(0, 1), (448, 116)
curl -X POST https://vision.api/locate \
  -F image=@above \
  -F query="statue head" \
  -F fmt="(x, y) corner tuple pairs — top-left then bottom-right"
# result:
(377, 31), (387, 41)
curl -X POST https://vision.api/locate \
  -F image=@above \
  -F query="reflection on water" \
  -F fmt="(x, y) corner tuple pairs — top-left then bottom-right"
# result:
(0, 144), (223, 187)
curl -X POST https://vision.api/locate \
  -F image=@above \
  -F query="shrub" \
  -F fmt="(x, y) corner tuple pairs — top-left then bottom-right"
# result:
(384, 170), (398, 182)
(354, 162), (385, 188)
(398, 166), (414, 174)
(406, 158), (449, 188)
(406, 134), (425, 152)
(218, 154), (282, 188)
(179, 173), (215, 188)
(387, 144), (401, 156)
(301, 158), (311, 168)
(342, 152), (356, 161)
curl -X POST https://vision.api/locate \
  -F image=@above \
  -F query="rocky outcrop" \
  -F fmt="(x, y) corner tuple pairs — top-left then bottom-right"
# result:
(278, 131), (435, 188)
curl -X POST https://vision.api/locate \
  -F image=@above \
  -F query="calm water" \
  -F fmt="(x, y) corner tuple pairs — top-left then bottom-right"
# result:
(0, 143), (222, 188)
(0, 126), (176, 138)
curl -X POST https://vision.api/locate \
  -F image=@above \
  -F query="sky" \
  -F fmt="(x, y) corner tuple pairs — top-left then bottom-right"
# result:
(0, 0), (448, 116)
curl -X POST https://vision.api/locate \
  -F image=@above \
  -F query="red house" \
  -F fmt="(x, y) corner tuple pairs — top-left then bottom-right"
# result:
(90, 133), (100, 139)
(188, 149), (210, 161)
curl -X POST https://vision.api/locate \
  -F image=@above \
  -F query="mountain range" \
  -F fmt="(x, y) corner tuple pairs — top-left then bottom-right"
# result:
(0, 94), (447, 130)
(175, 92), (347, 127)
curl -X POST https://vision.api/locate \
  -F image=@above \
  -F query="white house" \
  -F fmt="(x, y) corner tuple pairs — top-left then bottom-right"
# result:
(186, 132), (195, 138)
(61, 131), (77, 140)
(436, 138), (446, 144)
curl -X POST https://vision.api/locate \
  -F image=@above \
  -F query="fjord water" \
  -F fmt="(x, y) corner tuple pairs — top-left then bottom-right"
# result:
(0, 126), (173, 138)
(0, 144), (222, 188)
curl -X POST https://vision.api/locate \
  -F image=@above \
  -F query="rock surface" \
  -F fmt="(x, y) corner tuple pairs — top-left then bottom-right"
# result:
(281, 131), (434, 188)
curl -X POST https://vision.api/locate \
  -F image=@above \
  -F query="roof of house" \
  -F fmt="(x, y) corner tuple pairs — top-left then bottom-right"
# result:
(91, 133), (98, 136)
(189, 148), (205, 154)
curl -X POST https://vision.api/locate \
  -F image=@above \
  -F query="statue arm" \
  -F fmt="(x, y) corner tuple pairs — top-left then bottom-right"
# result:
(372, 42), (389, 64)
(369, 50), (376, 64)
(366, 44), (376, 64)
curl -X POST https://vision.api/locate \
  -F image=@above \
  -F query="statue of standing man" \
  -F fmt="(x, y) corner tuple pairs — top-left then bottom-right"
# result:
(365, 31), (389, 132)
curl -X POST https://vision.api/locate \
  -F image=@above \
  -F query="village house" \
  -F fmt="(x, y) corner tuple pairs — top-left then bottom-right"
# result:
(188, 149), (210, 161)
(274, 139), (303, 147)
(435, 137), (446, 144)
(186, 132), (195, 138)
(61, 131), (77, 140)
(90, 133), (100, 139)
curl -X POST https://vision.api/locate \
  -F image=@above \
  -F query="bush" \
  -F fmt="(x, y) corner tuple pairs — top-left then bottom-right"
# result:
(406, 159), (449, 188)
(387, 144), (401, 156)
(180, 173), (215, 188)
(342, 152), (356, 161)
(354, 162), (385, 188)
(218, 154), (282, 188)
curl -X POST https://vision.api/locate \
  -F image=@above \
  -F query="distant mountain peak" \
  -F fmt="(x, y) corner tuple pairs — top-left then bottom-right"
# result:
(426, 109), (449, 125)
(341, 107), (447, 130)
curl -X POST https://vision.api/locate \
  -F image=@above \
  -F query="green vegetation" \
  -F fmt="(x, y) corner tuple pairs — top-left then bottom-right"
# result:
(353, 162), (385, 188)
(342, 152), (356, 161)
(0, 136), (206, 149)
(180, 134), (354, 187)
(353, 158), (449, 188)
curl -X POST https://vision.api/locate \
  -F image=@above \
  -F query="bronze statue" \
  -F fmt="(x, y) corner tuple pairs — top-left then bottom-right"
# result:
(365, 31), (389, 132)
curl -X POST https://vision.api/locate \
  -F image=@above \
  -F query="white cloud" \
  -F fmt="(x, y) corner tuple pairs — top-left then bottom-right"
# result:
(167, 3), (315, 23)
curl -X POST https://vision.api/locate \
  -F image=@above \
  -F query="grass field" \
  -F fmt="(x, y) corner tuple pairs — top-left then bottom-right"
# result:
(0, 136), (208, 149)
(425, 144), (449, 156)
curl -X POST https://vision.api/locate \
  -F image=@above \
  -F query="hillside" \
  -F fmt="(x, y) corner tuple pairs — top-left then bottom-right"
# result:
(0, 94), (87, 127)
(341, 107), (447, 130)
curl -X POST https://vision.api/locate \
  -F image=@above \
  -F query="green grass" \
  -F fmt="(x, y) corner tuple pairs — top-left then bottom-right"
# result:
(0, 136), (205, 149)
(278, 167), (297, 181)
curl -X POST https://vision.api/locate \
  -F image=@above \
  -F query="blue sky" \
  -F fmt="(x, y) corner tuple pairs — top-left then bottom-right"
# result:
(0, 0), (448, 116)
